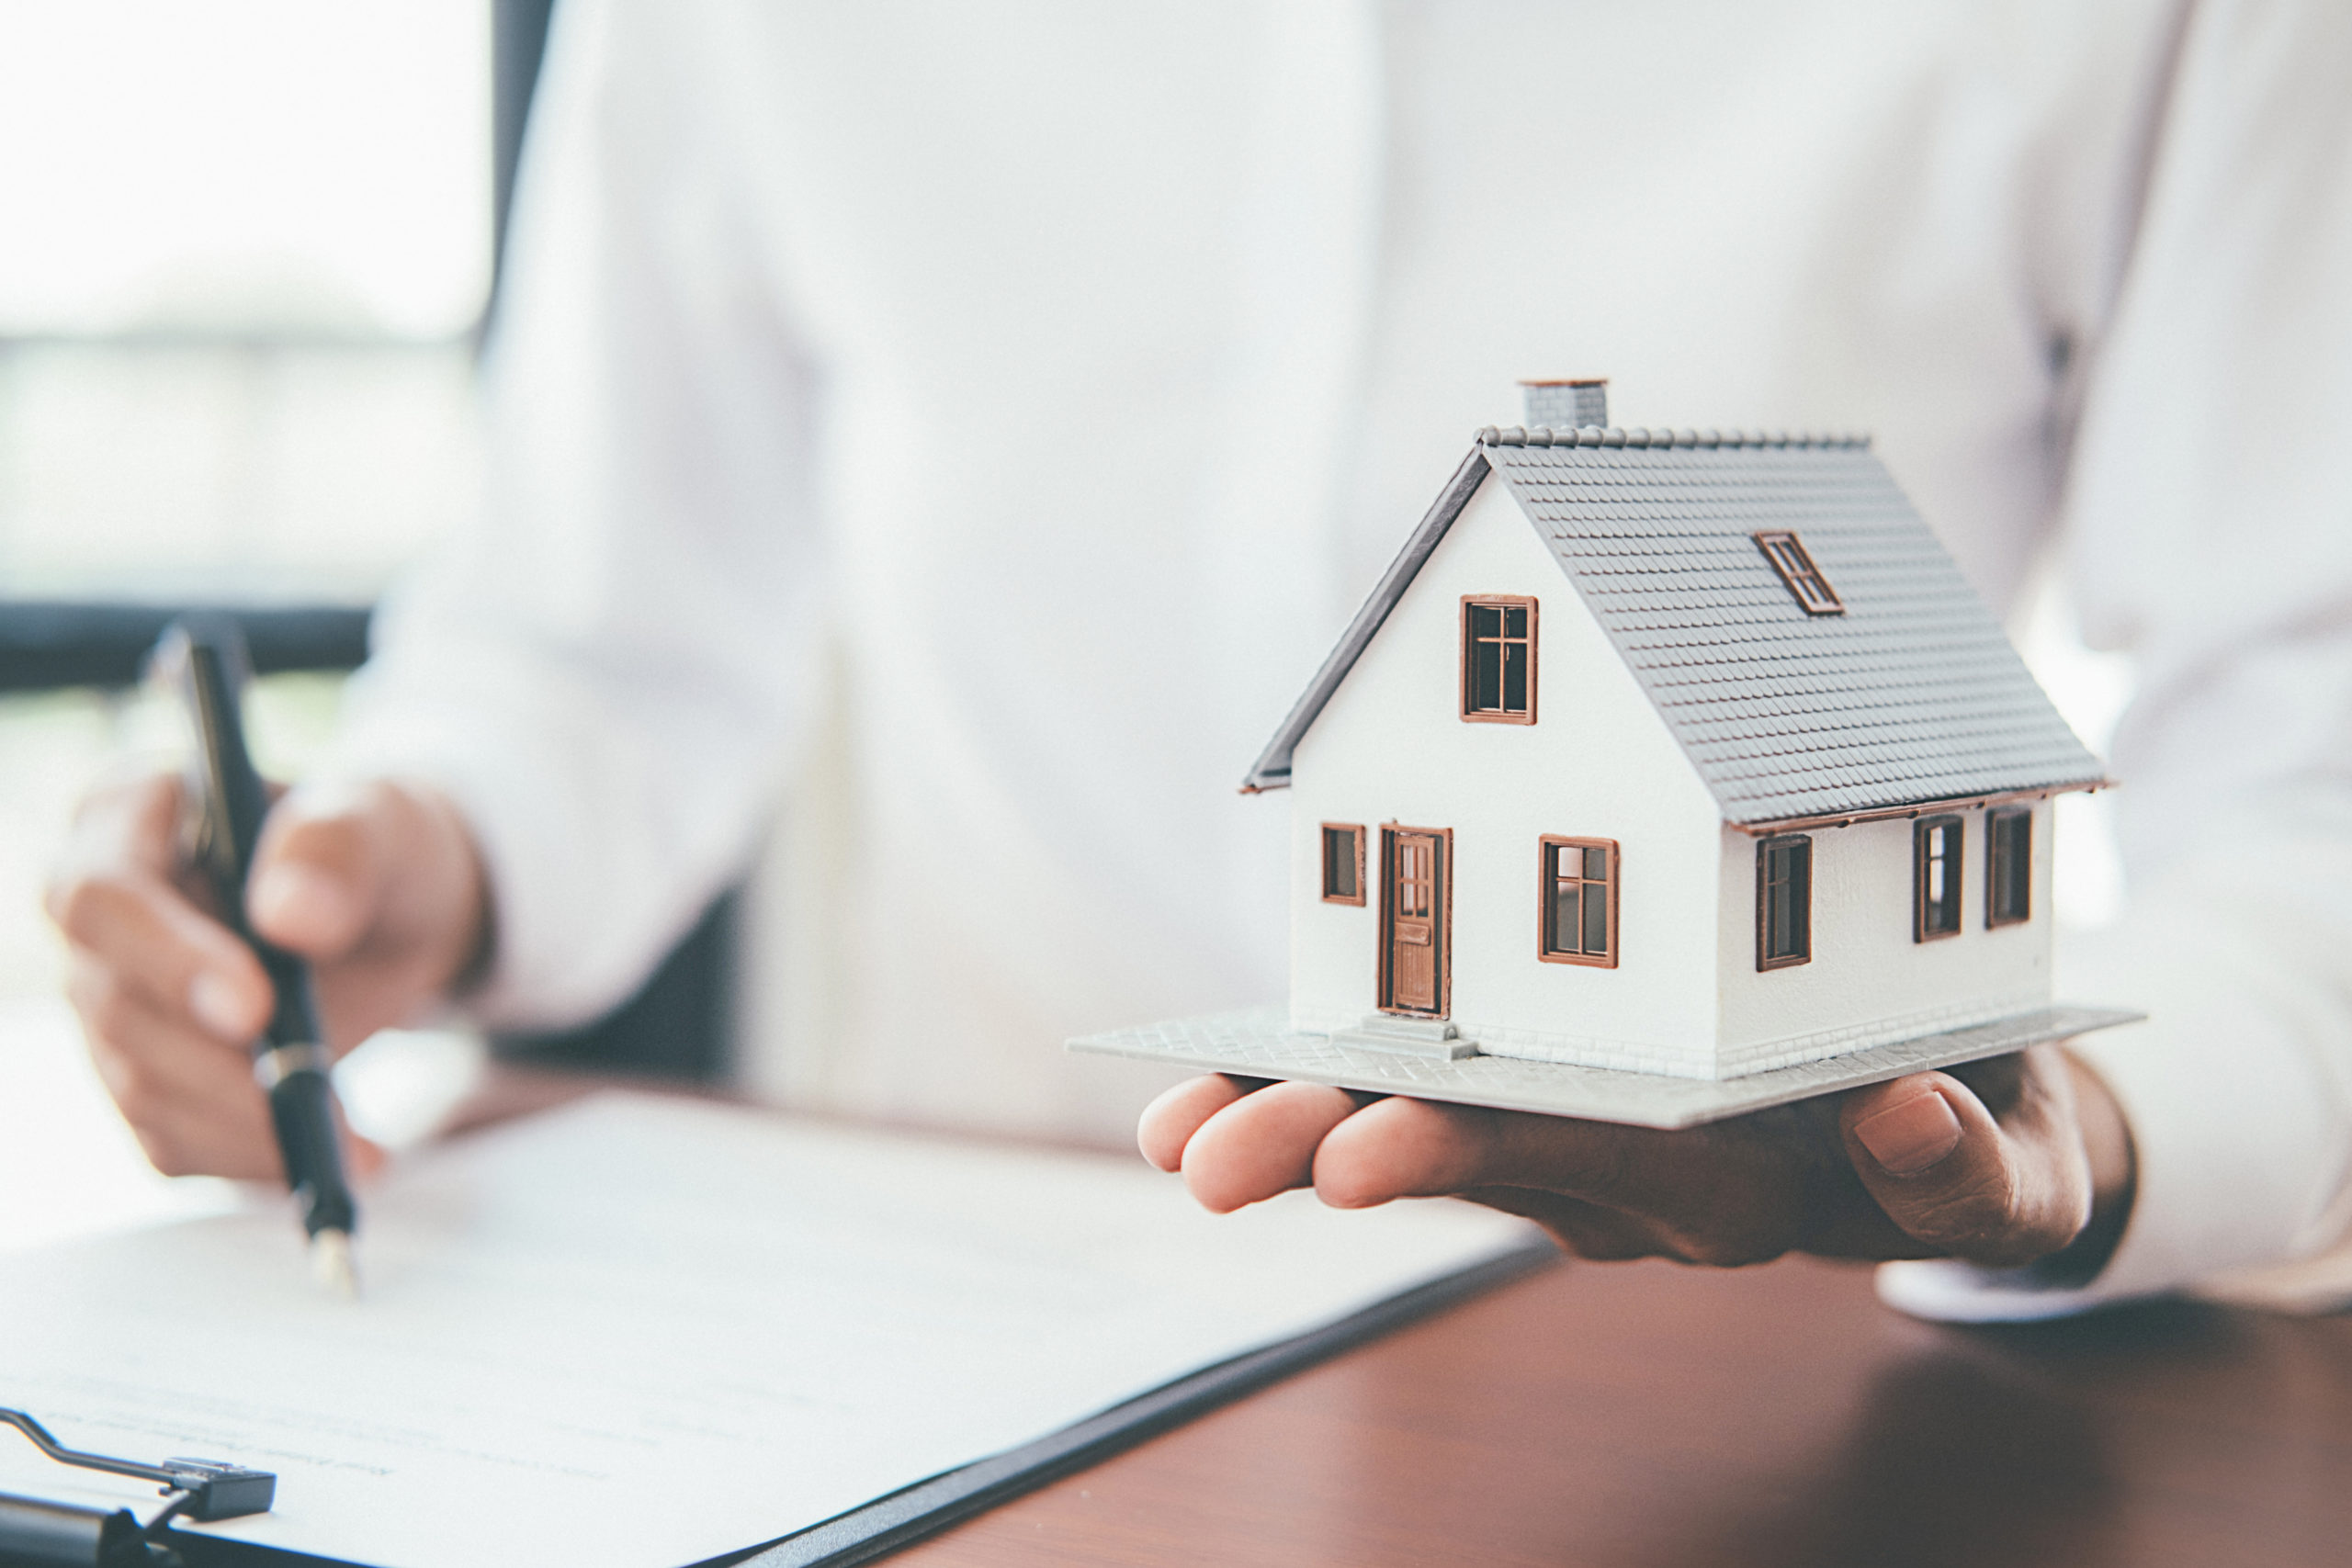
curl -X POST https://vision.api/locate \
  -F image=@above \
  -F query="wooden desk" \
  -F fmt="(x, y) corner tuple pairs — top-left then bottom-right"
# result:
(895, 1253), (2352, 1568)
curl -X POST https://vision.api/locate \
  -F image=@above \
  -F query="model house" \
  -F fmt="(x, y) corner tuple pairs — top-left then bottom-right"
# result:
(1077, 382), (2132, 1125)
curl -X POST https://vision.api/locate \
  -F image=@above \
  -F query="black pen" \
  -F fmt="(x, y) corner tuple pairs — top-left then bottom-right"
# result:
(156, 619), (360, 1297)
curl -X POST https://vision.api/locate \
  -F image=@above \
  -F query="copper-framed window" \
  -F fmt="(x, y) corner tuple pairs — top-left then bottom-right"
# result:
(1753, 531), (1845, 615)
(1461, 596), (1537, 723)
(1986, 806), (2032, 927)
(1539, 836), (1619, 967)
(1756, 834), (1813, 970)
(1319, 822), (1367, 906)
(1913, 815), (1963, 942)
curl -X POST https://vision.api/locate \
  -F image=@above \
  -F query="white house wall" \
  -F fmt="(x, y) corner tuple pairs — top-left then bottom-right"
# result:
(1284, 472), (1725, 1076)
(1713, 802), (2055, 1075)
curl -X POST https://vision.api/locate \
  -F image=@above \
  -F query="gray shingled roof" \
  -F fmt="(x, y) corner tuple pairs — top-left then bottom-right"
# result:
(1244, 427), (2107, 826)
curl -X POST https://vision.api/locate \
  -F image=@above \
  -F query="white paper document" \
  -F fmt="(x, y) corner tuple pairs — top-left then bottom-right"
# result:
(0, 1093), (1533, 1568)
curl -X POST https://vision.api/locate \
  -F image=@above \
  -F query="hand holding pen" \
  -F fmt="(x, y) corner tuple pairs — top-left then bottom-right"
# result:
(159, 619), (364, 1294)
(41, 620), (488, 1290)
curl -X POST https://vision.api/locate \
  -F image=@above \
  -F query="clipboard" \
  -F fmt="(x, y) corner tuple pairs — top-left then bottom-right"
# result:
(1, 1089), (1549, 1568)
(5, 1245), (1553, 1568)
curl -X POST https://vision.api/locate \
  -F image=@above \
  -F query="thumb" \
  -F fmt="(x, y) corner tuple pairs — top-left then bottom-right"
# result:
(1838, 1068), (2091, 1269)
(246, 788), (381, 960)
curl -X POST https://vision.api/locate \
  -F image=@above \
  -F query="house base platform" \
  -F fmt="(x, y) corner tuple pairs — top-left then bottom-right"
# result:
(1069, 1004), (2143, 1130)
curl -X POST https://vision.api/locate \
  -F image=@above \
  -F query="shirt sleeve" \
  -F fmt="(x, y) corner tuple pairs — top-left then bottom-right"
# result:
(323, 0), (828, 1031)
(1882, 0), (2352, 1320)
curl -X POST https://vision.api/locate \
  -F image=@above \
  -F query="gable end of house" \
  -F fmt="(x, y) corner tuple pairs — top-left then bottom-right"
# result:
(1241, 446), (1490, 792)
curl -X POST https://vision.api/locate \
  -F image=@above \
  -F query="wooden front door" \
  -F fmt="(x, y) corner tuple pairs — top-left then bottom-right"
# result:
(1379, 826), (1451, 1017)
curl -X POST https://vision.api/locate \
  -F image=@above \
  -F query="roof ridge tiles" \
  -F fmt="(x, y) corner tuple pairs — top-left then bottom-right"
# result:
(1476, 425), (1871, 451)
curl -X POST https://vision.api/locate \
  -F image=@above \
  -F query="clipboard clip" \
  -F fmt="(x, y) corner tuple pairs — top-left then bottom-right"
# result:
(1, 1406), (275, 1568)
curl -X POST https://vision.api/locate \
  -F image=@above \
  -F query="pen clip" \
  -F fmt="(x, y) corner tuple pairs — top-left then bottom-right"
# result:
(147, 618), (263, 925)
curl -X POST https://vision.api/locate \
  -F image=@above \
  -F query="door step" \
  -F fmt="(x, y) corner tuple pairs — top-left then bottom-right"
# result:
(1330, 1014), (1481, 1061)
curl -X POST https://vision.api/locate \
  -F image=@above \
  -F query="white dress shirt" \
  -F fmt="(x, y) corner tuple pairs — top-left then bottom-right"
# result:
(332, 0), (2352, 1315)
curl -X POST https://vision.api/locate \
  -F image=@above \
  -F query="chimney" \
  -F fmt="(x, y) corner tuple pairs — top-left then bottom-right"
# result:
(1520, 378), (1608, 431)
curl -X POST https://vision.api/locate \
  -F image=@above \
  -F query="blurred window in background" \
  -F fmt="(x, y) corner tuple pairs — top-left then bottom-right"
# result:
(0, 0), (491, 604)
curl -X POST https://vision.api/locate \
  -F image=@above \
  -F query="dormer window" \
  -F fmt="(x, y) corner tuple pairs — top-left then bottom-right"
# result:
(1754, 531), (1844, 615)
(1461, 596), (1537, 723)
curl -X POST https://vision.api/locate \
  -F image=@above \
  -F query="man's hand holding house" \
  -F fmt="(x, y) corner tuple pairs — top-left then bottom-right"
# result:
(1141, 1045), (2134, 1273)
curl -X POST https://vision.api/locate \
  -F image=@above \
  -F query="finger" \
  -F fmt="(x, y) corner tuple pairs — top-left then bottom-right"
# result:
(70, 961), (281, 1179)
(1137, 1074), (1262, 1172)
(1839, 1059), (2090, 1268)
(47, 854), (273, 1044)
(1312, 1096), (1493, 1206)
(59, 770), (187, 880)
(248, 788), (382, 959)
(1180, 1080), (1370, 1213)
(74, 956), (390, 1185)
(1311, 1094), (1671, 1211)
(72, 962), (264, 1120)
